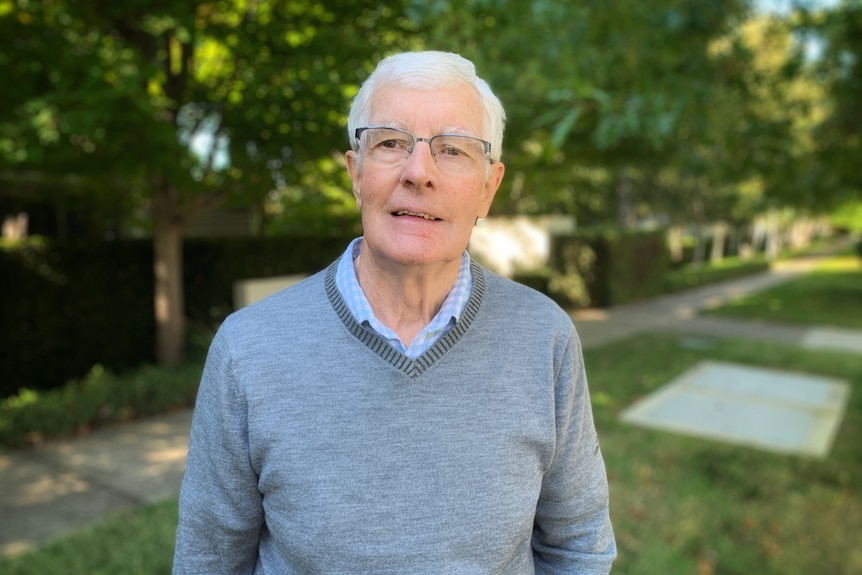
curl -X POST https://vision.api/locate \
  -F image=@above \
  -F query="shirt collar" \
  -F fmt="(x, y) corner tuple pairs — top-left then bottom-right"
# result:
(334, 237), (473, 356)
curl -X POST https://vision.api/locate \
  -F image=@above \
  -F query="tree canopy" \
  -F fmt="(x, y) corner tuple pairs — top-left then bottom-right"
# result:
(0, 0), (416, 363)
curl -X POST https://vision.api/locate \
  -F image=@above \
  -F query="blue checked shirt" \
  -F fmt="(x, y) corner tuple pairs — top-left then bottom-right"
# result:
(335, 237), (473, 359)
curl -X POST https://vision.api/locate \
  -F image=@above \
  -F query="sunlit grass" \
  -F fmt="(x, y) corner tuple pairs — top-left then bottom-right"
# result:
(587, 334), (862, 575)
(0, 499), (178, 575)
(703, 254), (862, 329)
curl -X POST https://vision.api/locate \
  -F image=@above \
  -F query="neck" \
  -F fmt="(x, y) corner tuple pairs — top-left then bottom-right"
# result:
(354, 251), (461, 347)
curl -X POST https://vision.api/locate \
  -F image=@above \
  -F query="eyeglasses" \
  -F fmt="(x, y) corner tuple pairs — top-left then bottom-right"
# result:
(354, 127), (492, 174)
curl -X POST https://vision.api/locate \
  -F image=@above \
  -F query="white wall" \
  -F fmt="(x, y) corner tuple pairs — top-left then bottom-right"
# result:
(469, 215), (575, 277)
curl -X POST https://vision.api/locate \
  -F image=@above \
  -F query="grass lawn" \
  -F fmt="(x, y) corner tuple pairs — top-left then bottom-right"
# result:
(0, 498), (178, 575)
(702, 253), (862, 329)
(588, 334), (861, 575)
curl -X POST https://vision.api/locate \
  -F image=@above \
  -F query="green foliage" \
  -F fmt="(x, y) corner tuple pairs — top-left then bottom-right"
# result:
(0, 0), (422, 366)
(0, 0), (857, 232)
(800, 2), (862, 202)
(830, 200), (862, 232)
(603, 229), (671, 305)
(407, 0), (785, 226)
(397, 1), (860, 230)
(0, 362), (202, 449)
(0, 0), (416, 191)
(263, 155), (363, 235)
(547, 240), (599, 307)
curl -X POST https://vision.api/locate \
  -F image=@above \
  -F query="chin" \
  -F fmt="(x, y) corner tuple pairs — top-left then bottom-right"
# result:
(384, 245), (461, 269)
(365, 229), (465, 268)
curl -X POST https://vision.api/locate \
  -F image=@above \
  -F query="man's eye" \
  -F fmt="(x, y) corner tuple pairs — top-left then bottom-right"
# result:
(439, 145), (464, 157)
(379, 139), (408, 150)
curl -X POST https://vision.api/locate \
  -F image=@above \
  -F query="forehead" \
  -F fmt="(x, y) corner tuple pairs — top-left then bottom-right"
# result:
(368, 83), (486, 135)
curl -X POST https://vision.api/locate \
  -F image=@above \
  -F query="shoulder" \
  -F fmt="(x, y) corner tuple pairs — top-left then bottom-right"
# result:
(218, 264), (332, 340)
(474, 264), (575, 337)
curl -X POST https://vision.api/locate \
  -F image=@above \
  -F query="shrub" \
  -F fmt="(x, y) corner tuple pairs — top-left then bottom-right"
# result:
(0, 361), (202, 449)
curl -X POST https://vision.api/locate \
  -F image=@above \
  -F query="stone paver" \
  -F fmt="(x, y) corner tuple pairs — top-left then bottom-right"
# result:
(619, 360), (851, 457)
(803, 327), (862, 354)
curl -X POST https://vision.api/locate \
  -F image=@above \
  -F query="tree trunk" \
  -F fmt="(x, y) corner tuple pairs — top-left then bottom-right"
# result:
(668, 226), (684, 264)
(152, 180), (186, 365)
(710, 221), (727, 263)
(690, 199), (706, 268)
(691, 226), (706, 267)
(765, 210), (781, 261)
(616, 168), (634, 229)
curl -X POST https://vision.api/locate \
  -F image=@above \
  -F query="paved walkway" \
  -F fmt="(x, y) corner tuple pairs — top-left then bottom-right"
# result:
(2, 249), (861, 558)
(572, 254), (862, 351)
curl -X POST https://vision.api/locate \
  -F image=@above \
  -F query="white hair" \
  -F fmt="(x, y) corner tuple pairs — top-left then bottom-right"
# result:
(347, 51), (506, 163)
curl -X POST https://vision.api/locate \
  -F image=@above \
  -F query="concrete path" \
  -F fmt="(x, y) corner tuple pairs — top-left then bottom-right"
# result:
(571, 255), (855, 350)
(2, 249), (861, 558)
(0, 410), (192, 557)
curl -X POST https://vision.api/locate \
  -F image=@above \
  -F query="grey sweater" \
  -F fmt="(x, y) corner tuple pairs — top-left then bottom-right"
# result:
(173, 259), (616, 574)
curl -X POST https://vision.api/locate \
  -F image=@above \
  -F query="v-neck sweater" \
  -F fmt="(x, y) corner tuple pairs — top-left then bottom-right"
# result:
(174, 258), (616, 575)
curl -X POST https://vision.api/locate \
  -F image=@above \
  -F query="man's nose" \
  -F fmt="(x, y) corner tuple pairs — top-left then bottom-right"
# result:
(401, 141), (437, 186)
(409, 139), (439, 164)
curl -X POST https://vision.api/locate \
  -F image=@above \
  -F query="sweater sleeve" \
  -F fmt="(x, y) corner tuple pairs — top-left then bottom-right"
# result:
(532, 328), (617, 574)
(173, 326), (264, 575)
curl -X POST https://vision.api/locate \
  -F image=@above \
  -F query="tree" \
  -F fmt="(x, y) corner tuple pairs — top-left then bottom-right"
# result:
(0, 0), (414, 364)
(405, 0), (756, 226)
(802, 1), (862, 203)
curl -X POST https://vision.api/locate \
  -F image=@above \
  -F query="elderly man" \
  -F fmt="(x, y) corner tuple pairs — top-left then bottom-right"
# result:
(174, 51), (616, 574)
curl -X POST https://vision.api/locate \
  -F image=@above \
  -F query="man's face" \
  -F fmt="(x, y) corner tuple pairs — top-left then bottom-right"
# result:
(345, 84), (505, 271)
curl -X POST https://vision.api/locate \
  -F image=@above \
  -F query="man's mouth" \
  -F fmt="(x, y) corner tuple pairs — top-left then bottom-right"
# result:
(393, 210), (440, 221)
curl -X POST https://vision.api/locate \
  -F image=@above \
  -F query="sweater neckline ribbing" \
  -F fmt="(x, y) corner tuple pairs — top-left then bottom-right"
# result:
(324, 257), (486, 379)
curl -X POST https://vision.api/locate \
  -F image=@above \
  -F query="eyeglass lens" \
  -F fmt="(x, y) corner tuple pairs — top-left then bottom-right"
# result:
(359, 127), (488, 173)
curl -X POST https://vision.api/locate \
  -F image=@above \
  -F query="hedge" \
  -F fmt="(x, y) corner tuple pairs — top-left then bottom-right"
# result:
(2, 227), (752, 399)
(0, 362), (202, 448)
(545, 228), (670, 308)
(0, 235), (353, 398)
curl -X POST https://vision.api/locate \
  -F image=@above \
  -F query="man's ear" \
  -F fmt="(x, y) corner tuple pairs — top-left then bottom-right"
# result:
(478, 161), (505, 218)
(345, 150), (362, 208)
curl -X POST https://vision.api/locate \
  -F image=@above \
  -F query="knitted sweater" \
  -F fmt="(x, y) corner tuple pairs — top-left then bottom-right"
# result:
(173, 258), (616, 574)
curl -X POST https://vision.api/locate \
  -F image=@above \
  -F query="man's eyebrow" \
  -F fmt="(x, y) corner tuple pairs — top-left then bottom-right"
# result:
(439, 127), (480, 137)
(367, 122), (479, 138)
(369, 120), (408, 130)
